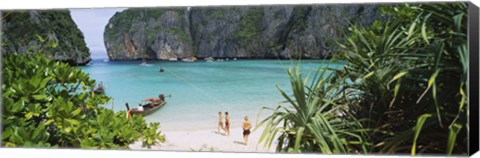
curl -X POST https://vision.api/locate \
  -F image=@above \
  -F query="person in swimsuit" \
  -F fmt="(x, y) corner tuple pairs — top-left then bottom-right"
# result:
(225, 112), (230, 136)
(242, 116), (252, 145)
(218, 112), (224, 134)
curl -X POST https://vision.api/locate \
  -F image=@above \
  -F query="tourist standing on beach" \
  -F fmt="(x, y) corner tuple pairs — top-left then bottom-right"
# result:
(225, 112), (230, 136)
(218, 112), (224, 134)
(242, 116), (252, 145)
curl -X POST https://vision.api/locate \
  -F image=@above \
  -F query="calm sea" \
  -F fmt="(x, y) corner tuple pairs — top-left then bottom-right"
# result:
(80, 59), (343, 131)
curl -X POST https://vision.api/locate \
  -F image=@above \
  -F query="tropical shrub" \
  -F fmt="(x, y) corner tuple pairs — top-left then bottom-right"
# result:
(257, 62), (370, 153)
(258, 2), (468, 155)
(2, 39), (165, 148)
(337, 3), (468, 155)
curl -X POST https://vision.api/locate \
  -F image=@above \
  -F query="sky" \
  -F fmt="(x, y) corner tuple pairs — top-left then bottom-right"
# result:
(70, 8), (126, 59)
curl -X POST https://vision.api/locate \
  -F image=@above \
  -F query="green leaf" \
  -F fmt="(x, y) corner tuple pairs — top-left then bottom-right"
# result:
(411, 113), (432, 156)
(363, 71), (375, 79)
(25, 112), (33, 120)
(32, 95), (48, 101)
(417, 69), (440, 103)
(447, 123), (462, 155)
(293, 127), (305, 152)
(35, 34), (45, 43)
(44, 119), (54, 125)
(406, 20), (417, 39)
(65, 119), (79, 125)
(11, 100), (25, 113)
(64, 127), (72, 133)
(421, 13), (431, 44)
(71, 108), (82, 116)
(389, 71), (408, 85)
(2, 128), (13, 139)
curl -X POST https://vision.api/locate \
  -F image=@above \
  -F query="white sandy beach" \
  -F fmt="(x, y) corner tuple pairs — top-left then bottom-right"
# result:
(129, 127), (277, 153)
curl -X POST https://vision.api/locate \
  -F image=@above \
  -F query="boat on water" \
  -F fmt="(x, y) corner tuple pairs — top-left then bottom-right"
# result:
(182, 58), (195, 62)
(182, 56), (197, 62)
(205, 57), (215, 62)
(129, 100), (167, 116)
(140, 55), (152, 66)
(169, 58), (178, 61)
(140, 61), (152, 66)
(126, 94), (169, 116)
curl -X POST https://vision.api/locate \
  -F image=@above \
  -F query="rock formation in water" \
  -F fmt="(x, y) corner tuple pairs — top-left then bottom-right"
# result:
(1, 10), (91, 65)
(104, 4), (383, 60)
(104, 8), (193, 60)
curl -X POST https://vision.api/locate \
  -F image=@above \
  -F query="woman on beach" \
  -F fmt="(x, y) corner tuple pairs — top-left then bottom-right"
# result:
(218, 112), (224, 134)
(225, 112), (230, 136)
(242, 116), (252, 145)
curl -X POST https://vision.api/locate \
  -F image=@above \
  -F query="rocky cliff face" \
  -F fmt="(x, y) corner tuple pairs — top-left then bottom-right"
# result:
(104, 8), (193, 60)
(104, 4), (383, 60)
(1, 10), (91, 65)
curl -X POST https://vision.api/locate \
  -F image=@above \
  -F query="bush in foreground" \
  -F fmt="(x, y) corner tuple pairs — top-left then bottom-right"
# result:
(2, 51), (165, 149)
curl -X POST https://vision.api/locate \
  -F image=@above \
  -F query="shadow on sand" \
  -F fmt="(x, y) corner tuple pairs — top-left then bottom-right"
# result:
(234, 141), (246, 145)
(213, 131), (226, 136)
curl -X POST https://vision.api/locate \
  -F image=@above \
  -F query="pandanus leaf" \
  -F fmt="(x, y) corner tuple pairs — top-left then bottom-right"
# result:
(411, 113), (432, 156)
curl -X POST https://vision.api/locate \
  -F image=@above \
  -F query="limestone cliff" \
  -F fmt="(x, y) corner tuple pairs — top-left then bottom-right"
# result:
(1, 10), (91, 65)
(104, 4), (383, 60)
(104, 8), (193, 60)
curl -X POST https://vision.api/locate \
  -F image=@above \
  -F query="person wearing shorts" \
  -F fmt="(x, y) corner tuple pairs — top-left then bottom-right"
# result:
(242, 116), (252, 145)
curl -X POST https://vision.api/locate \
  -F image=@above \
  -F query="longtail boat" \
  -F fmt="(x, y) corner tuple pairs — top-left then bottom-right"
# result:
(128, 100), (167, 116)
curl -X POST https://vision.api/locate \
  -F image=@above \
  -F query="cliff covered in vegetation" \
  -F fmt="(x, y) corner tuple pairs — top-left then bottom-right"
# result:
(1, 10), (91, 65)
(104, 4), (383, 60)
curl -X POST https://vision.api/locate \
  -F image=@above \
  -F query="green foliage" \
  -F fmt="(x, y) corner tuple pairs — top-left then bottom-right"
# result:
(234, 7), (265, 42)
(2, 39), (165, 149)
(257, 61), (369, 153)
(259, 2), (468, 155)
(141, 122), (166, 148)
(2, 10), (90, 61)
(105, 7), (189, 43)
(336, 2), (468, 155)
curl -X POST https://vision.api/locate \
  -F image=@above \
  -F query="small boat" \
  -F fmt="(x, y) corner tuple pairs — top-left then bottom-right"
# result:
(182, 57), (197, 62)
(140, 56), (152, 66)
(182, 58), (194, 62)
(129, 100), (167, 116)
(140, 62), (152, 66)
(205, 57), (215, 62)
(169, 58), (178, 61)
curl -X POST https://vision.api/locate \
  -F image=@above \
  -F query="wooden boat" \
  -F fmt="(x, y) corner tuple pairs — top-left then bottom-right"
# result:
(129, 100), (167, 116)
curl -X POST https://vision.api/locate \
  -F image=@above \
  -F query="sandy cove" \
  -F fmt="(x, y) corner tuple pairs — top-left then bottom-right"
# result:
(129, 127), (276, 152)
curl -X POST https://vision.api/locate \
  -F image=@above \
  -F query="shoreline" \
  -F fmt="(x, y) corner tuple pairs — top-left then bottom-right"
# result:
(146, 113), (272, 132)
(129, 127), (277, 153)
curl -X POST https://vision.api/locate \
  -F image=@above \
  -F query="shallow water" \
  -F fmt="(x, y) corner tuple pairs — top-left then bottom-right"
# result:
(81, 59), (343, 131)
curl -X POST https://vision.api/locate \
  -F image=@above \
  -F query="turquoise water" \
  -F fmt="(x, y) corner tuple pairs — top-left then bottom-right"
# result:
(81, 59), (343, 131)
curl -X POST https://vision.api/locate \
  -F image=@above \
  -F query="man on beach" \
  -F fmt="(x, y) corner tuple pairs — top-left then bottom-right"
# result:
(242, 116), (252, 145)
(225, 112), (230, 136)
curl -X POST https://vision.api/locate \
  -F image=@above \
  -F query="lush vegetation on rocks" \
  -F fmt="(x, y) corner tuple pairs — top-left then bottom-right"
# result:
(234, 7), (265, 42)
(2, 11), (90, 63)
(258, 2), (468, 155)
(2, 39), (165, 149)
